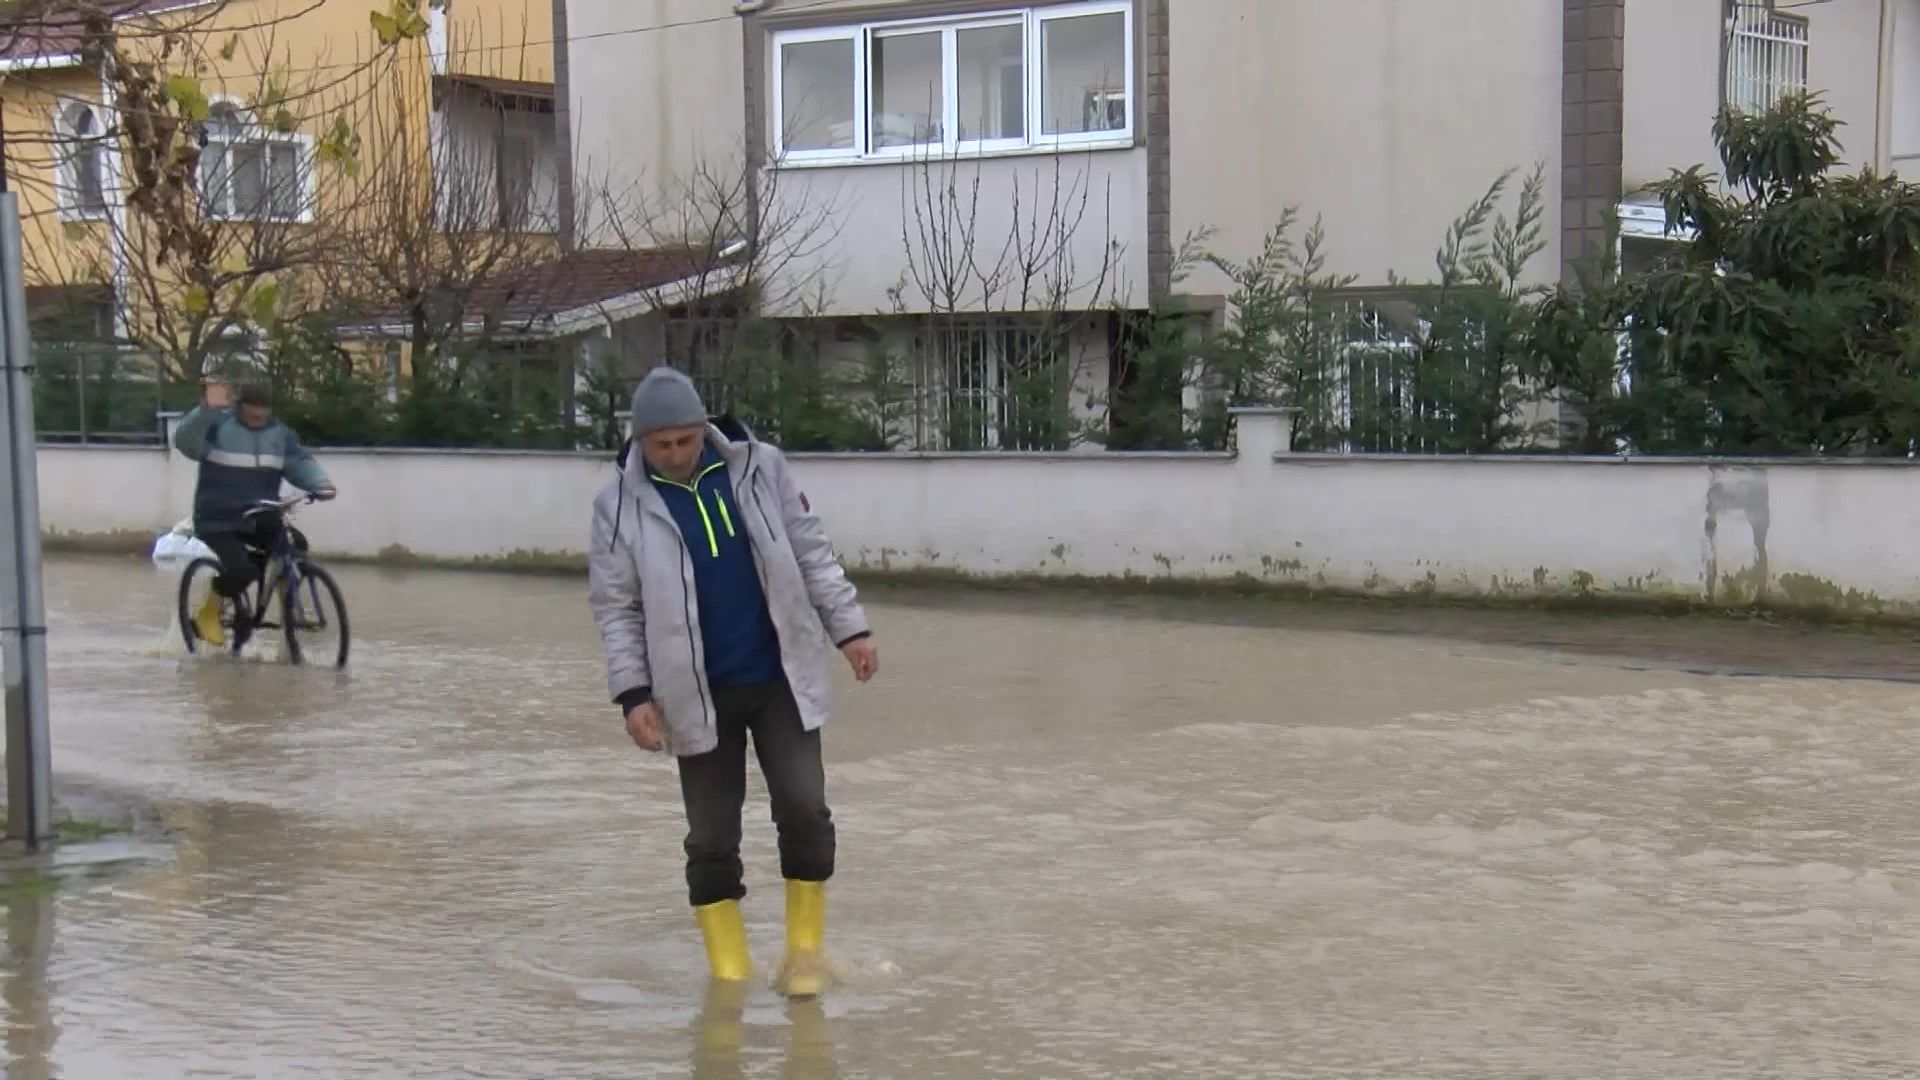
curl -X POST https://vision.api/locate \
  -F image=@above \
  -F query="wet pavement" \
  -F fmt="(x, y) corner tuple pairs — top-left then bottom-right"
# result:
(8, 554), (1920, 1078)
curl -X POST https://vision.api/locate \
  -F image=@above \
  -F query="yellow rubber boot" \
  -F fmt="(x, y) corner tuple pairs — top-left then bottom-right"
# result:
(693, 899), (753, 982)
(774, 880), (827, 998)
(192, 593), (225, 647)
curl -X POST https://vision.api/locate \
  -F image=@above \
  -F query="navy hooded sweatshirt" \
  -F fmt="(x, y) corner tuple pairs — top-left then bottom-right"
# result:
(648, 443), (784, 689)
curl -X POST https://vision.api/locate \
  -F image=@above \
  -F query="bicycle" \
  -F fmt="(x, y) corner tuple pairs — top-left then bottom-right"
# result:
(176, 494), (351, 669)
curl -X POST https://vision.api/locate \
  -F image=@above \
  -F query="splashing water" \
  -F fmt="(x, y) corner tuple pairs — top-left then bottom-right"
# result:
(140, 527), (283, 664)
(142, 523), (202, 655)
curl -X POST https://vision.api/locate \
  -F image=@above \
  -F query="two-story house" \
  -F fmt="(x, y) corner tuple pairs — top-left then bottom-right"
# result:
(0, 0), (559, 385)
(554, 1), (1916, 450)
(574, 2), (1908, 447)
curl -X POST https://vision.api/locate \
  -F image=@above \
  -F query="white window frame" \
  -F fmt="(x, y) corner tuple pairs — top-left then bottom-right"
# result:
(1611, 201), (1699, 409)
(54, 98), (111, 221)
(769, 0), (1134, 167)
(198, 98), (316, 224)
(1616, 201), (1697, 246)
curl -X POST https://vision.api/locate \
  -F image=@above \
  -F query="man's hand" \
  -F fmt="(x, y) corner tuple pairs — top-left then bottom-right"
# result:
(625, 701), (664, 751)
(841, 637), (878, 683)
(202, 380), (230, 410)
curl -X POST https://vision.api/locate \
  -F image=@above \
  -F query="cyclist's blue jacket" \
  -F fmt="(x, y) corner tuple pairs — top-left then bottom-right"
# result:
(172, 405), (331, 533)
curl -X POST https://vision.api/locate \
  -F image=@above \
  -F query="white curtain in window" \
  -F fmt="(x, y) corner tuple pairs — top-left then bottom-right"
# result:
(870, 29), (943, 148)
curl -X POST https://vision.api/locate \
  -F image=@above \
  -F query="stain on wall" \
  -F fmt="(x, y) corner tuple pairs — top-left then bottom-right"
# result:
(1704, 466), (1770, 603)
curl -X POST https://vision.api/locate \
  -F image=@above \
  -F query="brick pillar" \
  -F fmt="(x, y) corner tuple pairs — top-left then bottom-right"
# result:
(1561, 0), (1625, 281)
(1144, 0), (1172, 305)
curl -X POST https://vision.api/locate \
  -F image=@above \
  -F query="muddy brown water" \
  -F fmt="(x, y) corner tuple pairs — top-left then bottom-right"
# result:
(7, 555), (1918, 1078)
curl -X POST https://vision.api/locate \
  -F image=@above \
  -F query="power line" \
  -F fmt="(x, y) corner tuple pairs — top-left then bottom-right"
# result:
(3, 0), (864, 158)
(13, 0), (854, 78)
(481, 0), (852, 57)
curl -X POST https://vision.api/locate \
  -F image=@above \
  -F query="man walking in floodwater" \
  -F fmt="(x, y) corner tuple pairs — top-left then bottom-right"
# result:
(588, 366), (878, 997)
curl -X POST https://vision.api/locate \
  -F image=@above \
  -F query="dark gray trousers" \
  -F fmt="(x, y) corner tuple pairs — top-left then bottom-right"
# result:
(676, 678), (835, 907)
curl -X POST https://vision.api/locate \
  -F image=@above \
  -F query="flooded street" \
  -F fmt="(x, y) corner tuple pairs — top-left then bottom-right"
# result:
(9, 554), (1920, 1078)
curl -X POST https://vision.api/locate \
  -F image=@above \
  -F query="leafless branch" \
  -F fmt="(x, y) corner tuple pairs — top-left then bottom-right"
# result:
(576, 132), (844, 378)
(888, 145), (1128, 448)
(4, 0), (424, 377)
(310, 18), (556, 391)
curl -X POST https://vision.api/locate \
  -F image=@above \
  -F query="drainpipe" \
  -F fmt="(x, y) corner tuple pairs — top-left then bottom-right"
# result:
(96, 57), (130, 343)
(427, 4), (447, 76)
(426, 4), (448, 230)
(1876, 0), (1896, 173)
(592, 312), (616, 437)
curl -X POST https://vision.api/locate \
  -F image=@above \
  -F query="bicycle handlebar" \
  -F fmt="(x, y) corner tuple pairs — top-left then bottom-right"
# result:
(245, 492), (326, 516)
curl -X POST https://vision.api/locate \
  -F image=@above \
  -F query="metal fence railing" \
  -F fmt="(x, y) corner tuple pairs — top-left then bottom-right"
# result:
(1282, 298), (1547, 455)
(33, 345), (188, 445)
(26, 318), (1548, 455)
(933, 324), (1067, 452)
(1725, 3), (1808, 116)
(1330, 309), (1428, 453)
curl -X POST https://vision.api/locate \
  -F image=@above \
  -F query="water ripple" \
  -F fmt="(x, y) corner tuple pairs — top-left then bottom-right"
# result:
(15, 557), (1920, 1078)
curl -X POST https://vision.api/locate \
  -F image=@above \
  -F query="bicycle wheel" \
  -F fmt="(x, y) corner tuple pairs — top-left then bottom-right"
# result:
(281, 561), (349, 669)
(176, 558), (238, 656)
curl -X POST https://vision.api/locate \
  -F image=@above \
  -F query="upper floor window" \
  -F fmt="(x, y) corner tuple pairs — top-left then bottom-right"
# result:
(199, 102), (311, 222)
(495, 131), (529, 228)
(771, 1), (1132, 165)
(1724, 1), (1808, 115)
(56, 101), (109, 219)
(430, 75), (559, 233)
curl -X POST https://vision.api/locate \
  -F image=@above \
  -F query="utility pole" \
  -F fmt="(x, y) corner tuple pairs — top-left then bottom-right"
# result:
(0, 188), (52, 849)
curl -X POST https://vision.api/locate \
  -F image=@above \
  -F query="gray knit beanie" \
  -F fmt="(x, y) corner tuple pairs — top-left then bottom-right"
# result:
(629, 366), (708, 438)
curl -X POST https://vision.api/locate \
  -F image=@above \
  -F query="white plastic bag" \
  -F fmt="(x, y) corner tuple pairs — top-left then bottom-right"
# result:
(150, 518), (216, 572)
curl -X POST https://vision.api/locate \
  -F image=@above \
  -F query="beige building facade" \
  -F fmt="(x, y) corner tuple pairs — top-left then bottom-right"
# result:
(557, 0), (1910, 446)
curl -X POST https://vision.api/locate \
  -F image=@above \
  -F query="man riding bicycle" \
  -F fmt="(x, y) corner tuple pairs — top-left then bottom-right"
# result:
(172, 380), (336, 648)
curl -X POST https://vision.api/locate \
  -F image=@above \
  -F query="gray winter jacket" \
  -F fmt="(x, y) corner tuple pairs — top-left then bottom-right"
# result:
(587, 420), (870, 756)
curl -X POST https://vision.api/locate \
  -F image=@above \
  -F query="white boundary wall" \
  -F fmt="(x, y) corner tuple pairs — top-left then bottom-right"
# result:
(38, 410), (1920, 612)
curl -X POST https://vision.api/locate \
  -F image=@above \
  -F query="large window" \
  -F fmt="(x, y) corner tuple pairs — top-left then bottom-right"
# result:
(771, 1), (1132, 164)
(199, 102), (311, 222)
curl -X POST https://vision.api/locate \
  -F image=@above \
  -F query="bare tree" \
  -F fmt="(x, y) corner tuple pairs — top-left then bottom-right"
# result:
(584, 141), (843, 358)
(2, 0), (434, 379)
(313, 16), (556, 397)
(564, 140), (886, 447)
(888, 147), (1128, 450)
